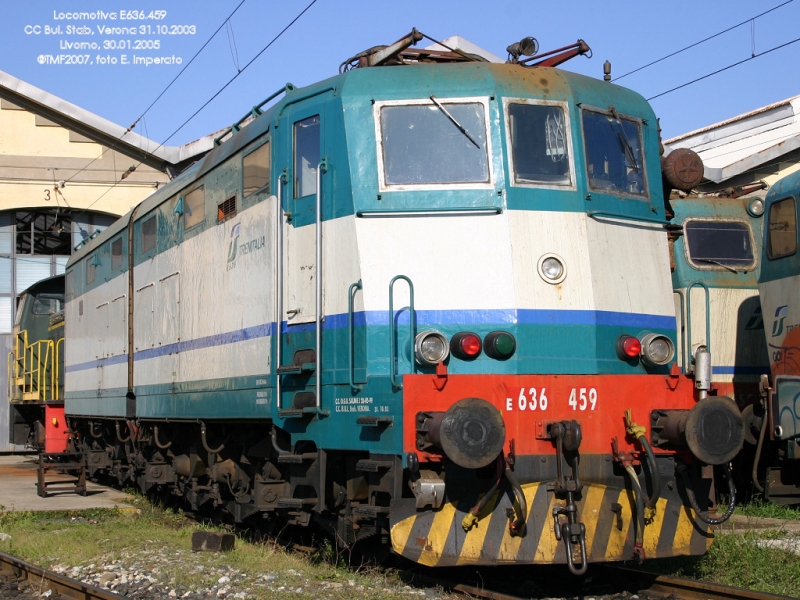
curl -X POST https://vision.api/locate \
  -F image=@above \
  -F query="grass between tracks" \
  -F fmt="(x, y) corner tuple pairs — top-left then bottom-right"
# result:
(647, 499), (800, 597)
(2, 495), (799, 599)
(0, 496), (441, 600)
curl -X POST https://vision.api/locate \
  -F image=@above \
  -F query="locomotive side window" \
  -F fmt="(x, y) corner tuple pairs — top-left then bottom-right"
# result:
(506, 101), (573, 187)
(684, 220), (756, 271)
(582, 108), (647, 198)
(111, 237), (123, 270)
(768, 197), (797, 259)
(377, 98), (490, 187)
(87, 255), (97, 284)
(184, 187), (205, 230)
(32, 293), (63, 315)
(294, 116), (320, 198)
(65, 270), (73, 301)
(243, 141), (270, 197)
(141, 215), (157, 253)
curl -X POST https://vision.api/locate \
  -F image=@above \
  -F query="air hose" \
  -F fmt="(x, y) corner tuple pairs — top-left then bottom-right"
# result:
(504, 465), (528, 536)
(677, 461), (736, 525)
(623, 463), (646, 559)
(624, 409), (661, 521)
(751, 409), (768, 493)
(462, 454), (504, 532)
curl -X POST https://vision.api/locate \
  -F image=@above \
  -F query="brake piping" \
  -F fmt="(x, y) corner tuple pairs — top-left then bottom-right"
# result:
(612, 409), (663, 562)
(505, 463), (528, 536)
(751, 407), (768, 493)
(677, 461), (736, 525)
(625, 409), (661, 521)
(462, 454), (504, 532)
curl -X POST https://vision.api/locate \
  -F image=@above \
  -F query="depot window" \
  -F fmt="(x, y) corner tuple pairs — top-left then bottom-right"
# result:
(768, 197), (797, 259)
(684, 219), (756, 271)
(582, 108), (647, 198)
(376, 97), (491, 189)
(506, 100), (574, 187)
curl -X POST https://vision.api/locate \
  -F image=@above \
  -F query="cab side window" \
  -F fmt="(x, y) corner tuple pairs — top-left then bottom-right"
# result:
(294, 116), (320, 198)
(768, 197), (797, 259)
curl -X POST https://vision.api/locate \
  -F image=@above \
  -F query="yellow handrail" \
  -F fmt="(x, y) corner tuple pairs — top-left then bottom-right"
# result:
(7, 329), (63, 402)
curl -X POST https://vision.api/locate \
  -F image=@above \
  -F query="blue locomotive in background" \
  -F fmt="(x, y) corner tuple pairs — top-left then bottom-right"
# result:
(10, 31), (747, 572)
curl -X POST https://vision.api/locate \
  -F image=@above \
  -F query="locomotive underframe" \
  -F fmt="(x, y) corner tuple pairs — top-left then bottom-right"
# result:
(66, 415), (714, 564)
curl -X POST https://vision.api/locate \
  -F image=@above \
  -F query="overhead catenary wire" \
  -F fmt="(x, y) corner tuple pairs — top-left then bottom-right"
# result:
(74, 0), (320, 220)
(62, 0), (249, 187)
(647, 35), (800, 101)
(613, 0), (794, 81)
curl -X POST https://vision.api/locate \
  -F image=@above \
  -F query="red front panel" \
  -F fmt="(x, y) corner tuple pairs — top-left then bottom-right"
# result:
(44, 403), (68, 453)
(403, 372), (697, 459)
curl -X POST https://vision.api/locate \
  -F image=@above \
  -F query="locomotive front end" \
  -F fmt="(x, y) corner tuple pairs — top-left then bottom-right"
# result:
(348, 49), (746, 571)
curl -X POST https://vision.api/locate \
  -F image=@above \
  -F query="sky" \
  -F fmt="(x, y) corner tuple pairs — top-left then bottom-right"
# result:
(1, 0), (799, 148)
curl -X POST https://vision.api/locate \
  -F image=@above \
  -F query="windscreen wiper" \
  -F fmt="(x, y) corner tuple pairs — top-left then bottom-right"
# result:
(609, 107), (639, 173)
(430, 95), (481, 149)
(695, 258), (739, 274)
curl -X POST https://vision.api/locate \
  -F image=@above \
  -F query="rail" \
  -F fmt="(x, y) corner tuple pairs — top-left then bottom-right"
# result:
(7, 329), (62, 402)
(408, 565), (795, 600)
(687, 280), (712, 356)
(0, 550), (127, 600)
(348, 279), (364, 391)
(213, 83), (296, 146)
(389, 275), (415, 390)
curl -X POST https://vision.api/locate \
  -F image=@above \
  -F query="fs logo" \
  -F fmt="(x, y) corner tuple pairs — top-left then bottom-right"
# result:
(744, 305), (764, 330)
(227, 223), (241, 264)
(772, 305), (789, 337)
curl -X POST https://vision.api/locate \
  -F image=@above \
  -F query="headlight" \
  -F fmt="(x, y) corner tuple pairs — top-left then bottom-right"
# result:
(538, 253), (567, 284)
(746, 197), (765, 217)
(639, 333), (675, 366)
(415, 331), (449, 366)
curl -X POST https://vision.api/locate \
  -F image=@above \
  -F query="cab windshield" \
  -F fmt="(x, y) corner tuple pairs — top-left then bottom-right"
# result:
(507, 102), (572, 186)
(379, 100), (489, 186)
(684, 220), (756, 271)
(32, 293), (64, 315)
(583, 109), (647, 197)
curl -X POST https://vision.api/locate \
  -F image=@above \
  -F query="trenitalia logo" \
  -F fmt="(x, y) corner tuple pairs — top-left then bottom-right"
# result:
(227, 223), (241, 263)
(772, 305), (789, 337)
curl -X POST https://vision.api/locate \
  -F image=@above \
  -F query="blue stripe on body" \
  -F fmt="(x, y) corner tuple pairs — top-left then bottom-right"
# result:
(65, 308), (675, 373)
(712, 366), (769, 375)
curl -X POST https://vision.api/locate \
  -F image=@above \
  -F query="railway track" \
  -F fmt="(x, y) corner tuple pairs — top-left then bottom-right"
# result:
(1, 548), (796, 600)
(0, 550), (126, 600)
(407, 564), (797, 600)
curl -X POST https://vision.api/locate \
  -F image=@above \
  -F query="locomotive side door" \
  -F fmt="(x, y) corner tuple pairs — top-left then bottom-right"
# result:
(282, 105), (325, 327)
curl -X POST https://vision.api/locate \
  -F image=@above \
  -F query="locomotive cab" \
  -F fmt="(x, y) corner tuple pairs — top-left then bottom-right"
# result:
(7, 274), (67, 451)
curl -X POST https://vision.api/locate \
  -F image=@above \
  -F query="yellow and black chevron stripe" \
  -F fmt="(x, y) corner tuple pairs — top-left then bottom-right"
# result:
(390, 482), (712, 566)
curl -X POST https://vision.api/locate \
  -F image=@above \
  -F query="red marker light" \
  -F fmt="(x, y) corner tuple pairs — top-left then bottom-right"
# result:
(617, 335), (642, 360)
(459, 333), (482, 357)
(450, 332), (483, 360)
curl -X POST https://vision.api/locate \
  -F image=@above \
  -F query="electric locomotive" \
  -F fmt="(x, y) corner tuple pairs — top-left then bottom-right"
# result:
(30, 31), (748, 571)
(756, 169), (800, 504)
(7, 274), (68, 452)
(667, 189), (771, 500)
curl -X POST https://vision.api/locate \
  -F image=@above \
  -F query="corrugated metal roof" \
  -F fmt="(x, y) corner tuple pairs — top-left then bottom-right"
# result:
(0, 68), (212, 171)
(664, 95), (800, 183)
